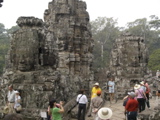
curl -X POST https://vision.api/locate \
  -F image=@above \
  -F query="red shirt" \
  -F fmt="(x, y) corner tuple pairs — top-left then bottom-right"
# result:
(145, 83), (150, 93)
(125, 99), (138, 112)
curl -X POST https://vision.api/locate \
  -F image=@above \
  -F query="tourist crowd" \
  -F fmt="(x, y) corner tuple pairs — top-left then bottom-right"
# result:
(4, 77), (159, 120)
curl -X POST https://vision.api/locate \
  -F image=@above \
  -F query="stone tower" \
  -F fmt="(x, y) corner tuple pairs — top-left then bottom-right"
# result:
(0, 0), (94, 118)
(109, 32), (148, 94)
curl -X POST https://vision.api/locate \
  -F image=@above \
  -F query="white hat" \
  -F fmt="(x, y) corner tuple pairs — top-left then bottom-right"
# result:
(128, 92), (135, 98)
(140, 81), (144, 85)
(98, 107), (112, 119)
(134, 84), (141, 90)
(14, 91), (19, 94)
(94, 82), (99, 86)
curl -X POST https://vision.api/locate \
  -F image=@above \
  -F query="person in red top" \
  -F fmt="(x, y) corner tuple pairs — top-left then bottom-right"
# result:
(125, 92), (139, 120)
(144, 80), (151, 109)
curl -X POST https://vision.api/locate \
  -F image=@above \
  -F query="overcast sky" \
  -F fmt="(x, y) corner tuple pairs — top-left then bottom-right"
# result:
(0, 0), (160, 29)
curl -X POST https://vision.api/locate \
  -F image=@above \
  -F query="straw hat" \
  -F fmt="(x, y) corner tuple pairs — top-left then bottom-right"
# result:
(98, 107), (112, 119)
(134, 84), (141, 90)
(3, 106), (9, 114)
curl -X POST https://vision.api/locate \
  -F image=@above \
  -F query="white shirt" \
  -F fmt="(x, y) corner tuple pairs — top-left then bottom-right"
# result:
(76, 94), (88, 104)
(14, 95), (21, 108)
(7, 90), (15, 102)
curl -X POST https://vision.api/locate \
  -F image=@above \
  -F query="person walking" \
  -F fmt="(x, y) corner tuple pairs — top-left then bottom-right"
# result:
(88, 82), (102, 117)
(125, 92), (139, 120)
(123, 91), (135, 119)
(90, 91), (103, 120)
(48, 99), (64, 120)
(7, 84), (16, 114)
(139, 81), (146, 92)
(134, 84), (147, 113)
(108, 78), (115, 103)
(144, 80), (151, 109)
(76, 89), (88, 120)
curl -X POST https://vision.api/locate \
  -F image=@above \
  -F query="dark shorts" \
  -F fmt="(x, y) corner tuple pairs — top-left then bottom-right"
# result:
(127, 111), (137, 120)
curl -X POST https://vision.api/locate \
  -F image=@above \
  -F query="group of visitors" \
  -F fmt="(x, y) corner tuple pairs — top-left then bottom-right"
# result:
(5, 84), (22, 114)
(76, 78), (115, 120)
(5, 78), (154, 120)
(123, 80), (151, 120)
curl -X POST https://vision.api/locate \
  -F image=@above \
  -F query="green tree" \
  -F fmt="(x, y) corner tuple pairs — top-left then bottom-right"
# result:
(91, 17), (121, 69)
(148, 49), (160, 71)
(0, 23), (9, 74)
(126, 18), (160, 54)
(0, 24), (19, 75)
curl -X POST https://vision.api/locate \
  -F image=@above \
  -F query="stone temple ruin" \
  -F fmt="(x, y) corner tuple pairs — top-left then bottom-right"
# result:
(109, 32), (149, 98)
(1, 0), (160, 120)
(0, 0), (94, 119)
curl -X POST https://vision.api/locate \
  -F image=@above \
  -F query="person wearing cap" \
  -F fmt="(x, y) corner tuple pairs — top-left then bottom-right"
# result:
(96, 107), (112, 120)
(14, 90), (22, 113)
(125, 92), (138, 120)
(91, 82), (102, 99)
(108, 78), (115, 103)
(88, 82), (102, 117)
(76, 89), (88, 120)
(48, 99), (64, 120)
(7, 84), (16, 114)
(134, 84), (148, 113)
(90, 91), (103, 120)
(122, 91), (136, 118)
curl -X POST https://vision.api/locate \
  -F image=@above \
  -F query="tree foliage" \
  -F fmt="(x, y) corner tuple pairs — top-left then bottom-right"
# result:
(91, 16), (160, 71)
(126, 17), (160, 54)
(91, 17), (121, 69)
(148, 49), (160, 71)
(0, 23), (19, 75)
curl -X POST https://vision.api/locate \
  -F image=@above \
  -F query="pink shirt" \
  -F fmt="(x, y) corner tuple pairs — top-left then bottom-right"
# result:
(135, 89), (144, 98)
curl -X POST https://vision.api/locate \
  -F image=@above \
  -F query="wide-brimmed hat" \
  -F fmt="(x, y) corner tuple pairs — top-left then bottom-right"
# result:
(3, 106), (9, 114)
(98, 107), (112, 119)
(128, 92), (135, 98)
(140, 81), (144, 85)
(94, 82), (99, 86)
(134, 84), (141, 90)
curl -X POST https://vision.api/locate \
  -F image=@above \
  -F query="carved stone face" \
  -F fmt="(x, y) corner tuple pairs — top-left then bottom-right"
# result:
(11, 30), (39, 71)
(17, 54), (33, 71)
